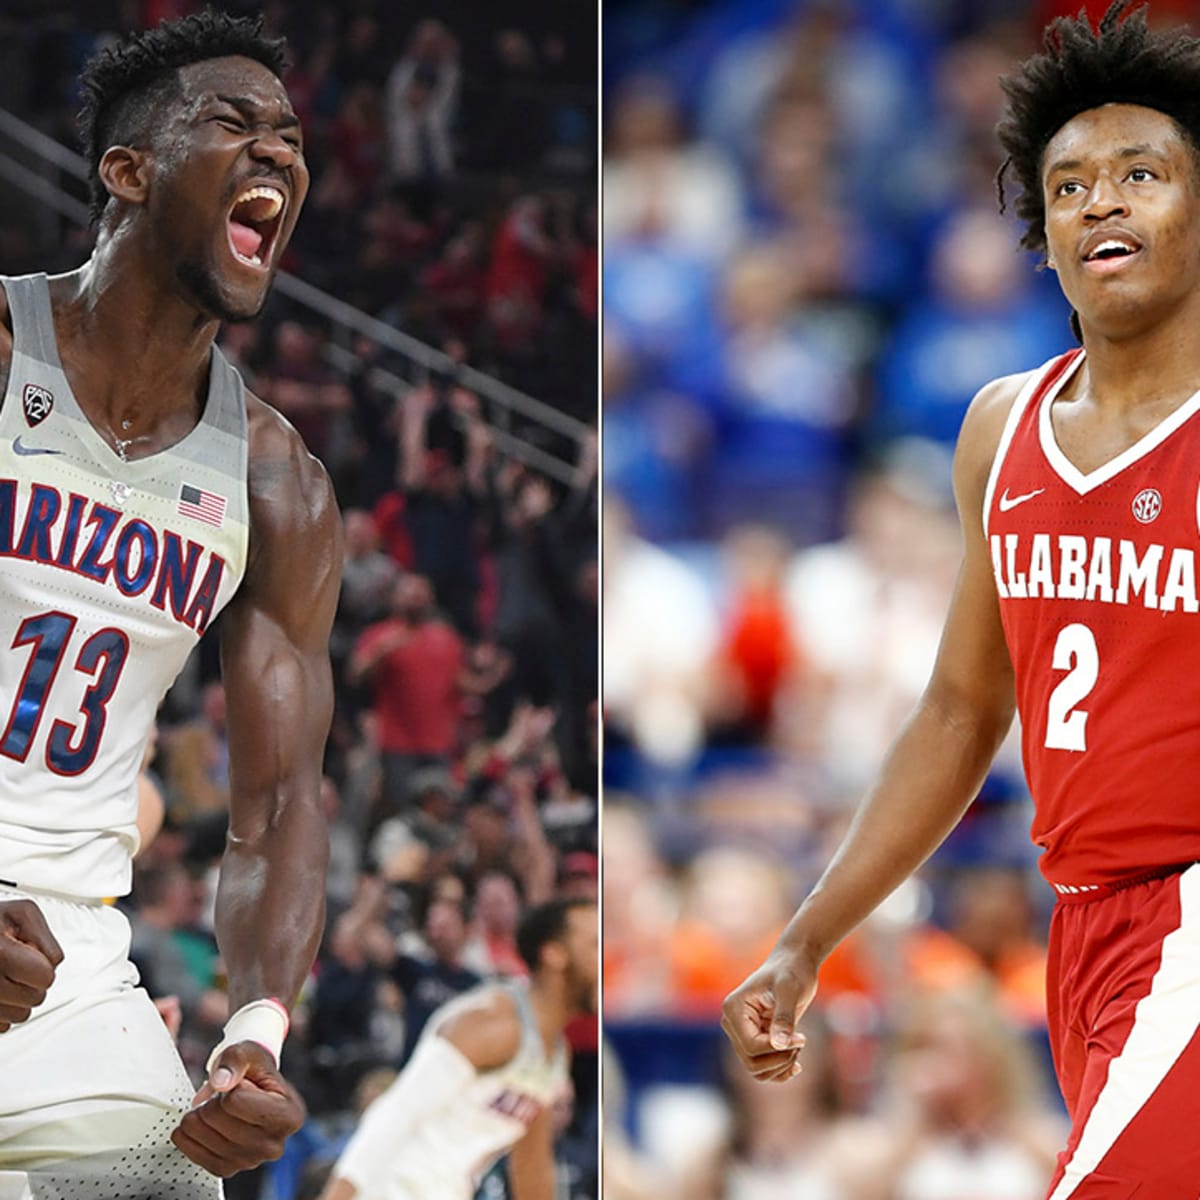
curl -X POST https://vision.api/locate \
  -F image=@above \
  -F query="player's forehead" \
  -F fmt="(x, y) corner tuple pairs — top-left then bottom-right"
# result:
(1043, 103), (1191, 177)
(177, 56), (294, 121)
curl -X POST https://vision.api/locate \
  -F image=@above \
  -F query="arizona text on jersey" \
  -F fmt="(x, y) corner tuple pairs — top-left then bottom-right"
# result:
(0, 274), (249, 900)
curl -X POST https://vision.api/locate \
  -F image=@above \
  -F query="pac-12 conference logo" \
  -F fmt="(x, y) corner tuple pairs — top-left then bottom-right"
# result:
(21, 383), (53, 427)
(1132, 488), (1162, 524)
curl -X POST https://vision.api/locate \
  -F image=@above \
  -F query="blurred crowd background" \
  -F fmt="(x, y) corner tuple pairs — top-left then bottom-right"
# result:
(0, 2), (597, 1199)
(599, 1), (1191, 1197)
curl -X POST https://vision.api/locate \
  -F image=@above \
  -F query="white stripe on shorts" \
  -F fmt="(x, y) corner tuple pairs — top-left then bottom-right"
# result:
(1048, 864), (1200, 1199)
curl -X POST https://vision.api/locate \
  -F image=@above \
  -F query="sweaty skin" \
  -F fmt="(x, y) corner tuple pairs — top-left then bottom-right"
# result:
(0, 54), (341, 1178)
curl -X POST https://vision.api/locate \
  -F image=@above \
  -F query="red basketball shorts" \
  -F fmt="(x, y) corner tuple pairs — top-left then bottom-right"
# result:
(1044, 862), (1200, 1199)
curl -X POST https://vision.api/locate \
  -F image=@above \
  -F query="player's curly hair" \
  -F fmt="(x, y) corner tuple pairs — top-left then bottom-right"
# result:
(78, 8), (288, 226)
(996, 0), (1200, 258)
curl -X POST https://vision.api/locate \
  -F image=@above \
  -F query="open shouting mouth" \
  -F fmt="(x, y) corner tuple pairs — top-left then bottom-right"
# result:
(227, 182), (286, 270)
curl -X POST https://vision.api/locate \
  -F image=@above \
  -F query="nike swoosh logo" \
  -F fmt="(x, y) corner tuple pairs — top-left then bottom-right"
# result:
(998, 487), (1045, 513)
(13, 436), (62, 457)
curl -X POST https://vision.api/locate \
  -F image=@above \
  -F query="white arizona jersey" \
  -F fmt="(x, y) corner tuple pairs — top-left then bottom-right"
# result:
(343, 981), (569, 1200)
(0, 273), (249, 899)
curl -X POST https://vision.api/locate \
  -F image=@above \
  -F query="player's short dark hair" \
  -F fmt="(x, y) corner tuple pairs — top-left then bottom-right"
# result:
(78, 8), (288, 225)
(996, 0), (1200, 257)
(516, 897), (594, 973)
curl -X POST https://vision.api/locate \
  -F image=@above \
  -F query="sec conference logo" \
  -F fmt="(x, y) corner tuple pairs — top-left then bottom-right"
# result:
(1133, 488), (1162, 524)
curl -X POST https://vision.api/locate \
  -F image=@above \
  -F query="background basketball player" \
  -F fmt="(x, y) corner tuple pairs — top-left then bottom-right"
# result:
(318, 898), (597, 1200)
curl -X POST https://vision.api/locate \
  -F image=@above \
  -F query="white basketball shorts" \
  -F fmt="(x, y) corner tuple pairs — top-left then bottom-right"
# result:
(0, 883), (222, 1200)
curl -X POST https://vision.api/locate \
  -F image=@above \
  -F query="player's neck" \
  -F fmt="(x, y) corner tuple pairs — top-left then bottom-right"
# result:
(56, 248), (220, 416)
(44, 259), (216, 442)
(1079, 296), (1200, 414)
(527, 976), (570, 1054)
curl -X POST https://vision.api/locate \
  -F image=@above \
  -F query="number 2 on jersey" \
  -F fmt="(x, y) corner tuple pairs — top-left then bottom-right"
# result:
(0, 611), (130, 774)
(1045, 622), (1099, 752)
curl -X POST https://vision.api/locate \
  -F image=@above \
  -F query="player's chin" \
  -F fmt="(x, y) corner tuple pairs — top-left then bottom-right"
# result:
(211, 274), (272, 325)
(178, 256), (268, 324)
(219, 260), (273, 317)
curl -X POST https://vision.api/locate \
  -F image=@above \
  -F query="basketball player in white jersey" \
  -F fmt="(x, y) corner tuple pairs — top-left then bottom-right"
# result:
(319, 898), (597, 1200)
(0, 11), (340, 1198)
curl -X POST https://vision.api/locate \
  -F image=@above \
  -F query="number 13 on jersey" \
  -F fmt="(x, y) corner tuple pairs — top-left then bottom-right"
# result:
(0, 611), (129, 775)
(1045, 622), (1099, 752)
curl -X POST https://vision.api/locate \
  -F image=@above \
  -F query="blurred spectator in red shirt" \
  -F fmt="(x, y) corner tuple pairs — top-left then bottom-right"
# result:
(417, 224), (488, 342)
(487, 193), (558, 353)
(559, 850), (599, 901)
(349, 573), (466, 820)
(708, 525), (804, 745)
(330, 80), (387, 195)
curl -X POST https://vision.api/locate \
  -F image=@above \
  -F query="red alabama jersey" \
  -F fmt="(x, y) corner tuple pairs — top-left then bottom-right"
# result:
(986, 349), (1200, 888)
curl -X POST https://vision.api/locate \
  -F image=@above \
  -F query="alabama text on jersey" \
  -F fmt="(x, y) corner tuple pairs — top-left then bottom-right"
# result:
(986, 348), (1200, 887)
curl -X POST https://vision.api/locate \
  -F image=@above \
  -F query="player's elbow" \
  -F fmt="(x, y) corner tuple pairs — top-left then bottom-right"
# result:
(922, 673), (1016, 754)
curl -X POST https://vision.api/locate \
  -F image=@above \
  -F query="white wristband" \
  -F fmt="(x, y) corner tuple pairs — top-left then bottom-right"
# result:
(205, 997), (290, 1073)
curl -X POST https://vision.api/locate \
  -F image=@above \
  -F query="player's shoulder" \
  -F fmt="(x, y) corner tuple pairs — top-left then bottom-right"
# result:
(438, 984), (524, 1070)
(962, 366), (1039, 442)
(953, 364), (1046, 502)
(243, 388), (338, 532)
(453, 982), (522, 1026)
(245, 389), (331, 490)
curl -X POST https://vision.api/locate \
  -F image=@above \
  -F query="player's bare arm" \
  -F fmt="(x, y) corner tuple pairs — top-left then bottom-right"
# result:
(722, 370), (1030, 1081)
(506, 1102), (556, 1200)
(319, 991), (524, 1200)
(172, 396), (342, 1176)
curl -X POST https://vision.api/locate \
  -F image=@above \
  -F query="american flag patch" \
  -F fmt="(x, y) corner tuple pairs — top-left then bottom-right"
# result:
(178, 483), (226, 528)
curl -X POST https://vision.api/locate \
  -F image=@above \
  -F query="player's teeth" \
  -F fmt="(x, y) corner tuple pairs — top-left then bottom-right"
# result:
(235, 186), (284, 217)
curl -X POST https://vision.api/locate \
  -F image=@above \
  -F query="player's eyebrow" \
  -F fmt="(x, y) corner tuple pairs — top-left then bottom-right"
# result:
(1046, 145), (1167, 177)
(212, 93), (301, 131)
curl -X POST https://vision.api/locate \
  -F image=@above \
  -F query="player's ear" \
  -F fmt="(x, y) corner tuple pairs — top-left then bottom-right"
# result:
(98, 145), (152, 209)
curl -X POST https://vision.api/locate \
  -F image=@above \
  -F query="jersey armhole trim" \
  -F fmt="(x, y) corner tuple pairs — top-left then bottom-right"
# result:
(982, 353), (1078, 539)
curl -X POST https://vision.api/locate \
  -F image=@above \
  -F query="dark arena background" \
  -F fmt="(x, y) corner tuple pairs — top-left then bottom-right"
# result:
(0, 3), (597, 1198)
(601, 1), (1191, 1197)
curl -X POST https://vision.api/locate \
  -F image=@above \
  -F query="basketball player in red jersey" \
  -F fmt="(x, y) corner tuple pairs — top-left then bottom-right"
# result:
(724, 3), (1200, 1195)
(0, 11), (339, 1198)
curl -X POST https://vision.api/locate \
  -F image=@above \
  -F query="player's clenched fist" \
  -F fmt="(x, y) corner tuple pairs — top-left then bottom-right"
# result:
(721, 946), (820, 1083)
(172, 1042), (305, 1177)
(0, 899), (64, 1032)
